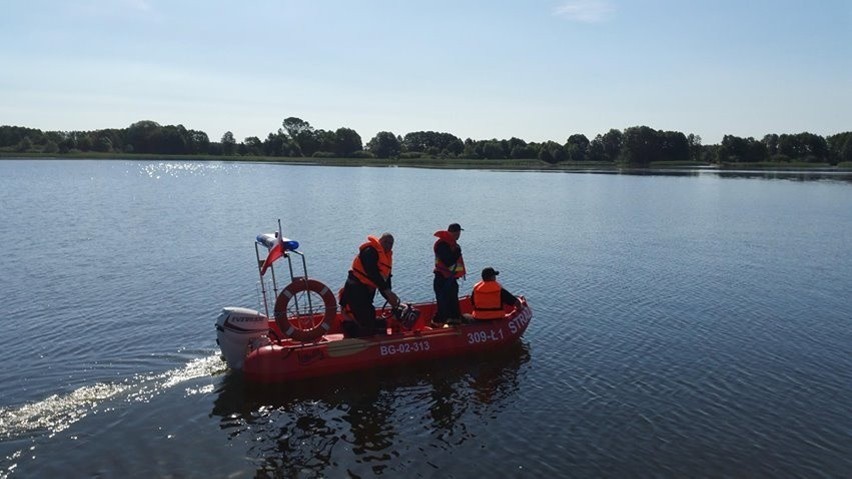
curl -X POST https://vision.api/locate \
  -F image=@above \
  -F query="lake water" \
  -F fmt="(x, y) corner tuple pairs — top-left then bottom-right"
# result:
(1, 159), (850, 478)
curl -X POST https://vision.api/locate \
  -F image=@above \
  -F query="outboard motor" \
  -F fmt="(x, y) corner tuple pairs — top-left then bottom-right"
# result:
(215, 307), (270, 370)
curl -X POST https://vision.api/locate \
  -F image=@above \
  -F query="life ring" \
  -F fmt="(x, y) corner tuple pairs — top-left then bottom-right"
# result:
(273, 278), (337, 342)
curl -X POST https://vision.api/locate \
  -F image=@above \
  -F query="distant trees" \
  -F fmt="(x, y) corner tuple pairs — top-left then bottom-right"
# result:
(621, 126), (655, 166)
(587, 129), (623, 163)
(618, 126), (689, 166)
(714, 132), (833, 164)
(509, 139), (537, 159)
(16, 136), (33, 152)
(221, 131), (236, 155)
(718, 135), (767, 163)
(538, 146), (553, 163)
(281, 117), (312, 140)
(400, 131), (464, 157)
(277, 117), (364, 158)
(366, 131), (401, 159)
(538, 141), (563, 164)
(187, 129), (210, 154)
(480, 141), (507, 159)
(1, 126), (41, 151)
(763, 134), (779, 156)
(240, 136), (262, 156)
(126, 121), (162, 153)
(777, 132), (827, 162)
(565, 134), (589, 162)
(281, 117), (316, 155)
(601, 129), (624, 162)
(827, 132), (852, 165)
(0, 121), (213, 155)
(1, 120), (849, 166)
(333, 127), (362, 157)
(687, 134), (702, 162)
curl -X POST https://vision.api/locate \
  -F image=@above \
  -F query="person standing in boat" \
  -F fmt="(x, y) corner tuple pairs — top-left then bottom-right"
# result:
(432, 223), (466, 327)
(466, 267), (520, 321)
(341, 233), (400, 338)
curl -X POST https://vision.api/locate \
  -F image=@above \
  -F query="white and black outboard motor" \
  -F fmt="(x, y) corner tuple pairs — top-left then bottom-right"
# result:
(215, 307), (270, 370)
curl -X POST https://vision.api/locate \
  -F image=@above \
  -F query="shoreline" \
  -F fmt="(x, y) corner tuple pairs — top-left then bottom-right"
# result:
(2, 152), (851, 173)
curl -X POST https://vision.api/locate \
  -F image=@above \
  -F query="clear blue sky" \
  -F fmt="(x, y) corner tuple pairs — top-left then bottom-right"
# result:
(2, 0), (850, 145)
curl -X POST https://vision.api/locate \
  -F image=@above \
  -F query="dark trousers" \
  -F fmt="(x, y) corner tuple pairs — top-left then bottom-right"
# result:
(433, 274), (460, 323)
(342, 280), (386, 338)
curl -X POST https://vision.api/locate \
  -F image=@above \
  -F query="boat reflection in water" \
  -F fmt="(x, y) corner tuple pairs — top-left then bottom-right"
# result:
(211, 342), (531, 477)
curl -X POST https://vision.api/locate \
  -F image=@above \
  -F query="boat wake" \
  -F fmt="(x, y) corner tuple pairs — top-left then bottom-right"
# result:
(0, 353), (224, 479)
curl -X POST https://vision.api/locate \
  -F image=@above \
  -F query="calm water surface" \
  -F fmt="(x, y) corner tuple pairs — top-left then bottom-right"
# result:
(1, 160), (850, 477)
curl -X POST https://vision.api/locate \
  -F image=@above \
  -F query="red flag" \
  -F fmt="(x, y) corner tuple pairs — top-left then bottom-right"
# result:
(260, 238), (283, 275)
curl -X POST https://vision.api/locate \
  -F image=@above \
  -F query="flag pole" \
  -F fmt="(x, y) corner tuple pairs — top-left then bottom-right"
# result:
(255, 240), (270, 318)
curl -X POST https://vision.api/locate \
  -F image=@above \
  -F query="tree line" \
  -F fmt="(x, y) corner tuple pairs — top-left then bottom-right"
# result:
(2, 117), (850, 166)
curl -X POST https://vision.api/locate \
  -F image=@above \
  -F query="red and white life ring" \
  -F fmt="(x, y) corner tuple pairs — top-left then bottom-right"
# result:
(273, 278), (337, 342)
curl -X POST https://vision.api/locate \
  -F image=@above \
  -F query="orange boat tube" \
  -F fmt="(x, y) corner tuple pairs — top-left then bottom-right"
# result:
(240, 296), (532, 384)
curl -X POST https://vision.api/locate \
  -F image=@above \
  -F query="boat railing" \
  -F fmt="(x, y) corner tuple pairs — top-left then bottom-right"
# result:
(255, 278), (275, 317)
(253, 219), (318, 320)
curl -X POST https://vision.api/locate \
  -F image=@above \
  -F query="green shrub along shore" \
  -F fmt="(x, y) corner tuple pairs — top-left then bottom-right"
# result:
(2, 117), (851, 170)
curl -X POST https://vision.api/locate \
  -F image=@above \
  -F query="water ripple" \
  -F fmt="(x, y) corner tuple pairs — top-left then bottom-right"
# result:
(1, 353), (224, 478)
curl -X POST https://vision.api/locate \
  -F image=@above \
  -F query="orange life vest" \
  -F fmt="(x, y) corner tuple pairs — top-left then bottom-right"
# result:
(472, 280), (504, 320)
(350, 236), (393, 289)
(433, 231), (466, 279)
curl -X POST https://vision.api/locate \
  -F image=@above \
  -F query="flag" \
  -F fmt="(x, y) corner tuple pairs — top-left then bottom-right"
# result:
(260, 238), (284, 276)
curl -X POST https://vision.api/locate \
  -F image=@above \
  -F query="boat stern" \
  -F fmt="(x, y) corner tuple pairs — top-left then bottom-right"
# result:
(215, 307), (270, 370)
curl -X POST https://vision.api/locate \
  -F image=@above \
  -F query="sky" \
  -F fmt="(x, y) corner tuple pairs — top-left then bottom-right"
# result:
(1, 0), (850, 145)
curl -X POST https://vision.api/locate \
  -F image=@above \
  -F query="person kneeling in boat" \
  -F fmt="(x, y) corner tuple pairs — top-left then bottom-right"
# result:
(341, 233), (400, 338)
(463, 267), (520, 323)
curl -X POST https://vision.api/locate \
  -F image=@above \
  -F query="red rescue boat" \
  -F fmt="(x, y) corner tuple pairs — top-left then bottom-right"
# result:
(217, 296), (531, 384)
(215, 223), (533, 384)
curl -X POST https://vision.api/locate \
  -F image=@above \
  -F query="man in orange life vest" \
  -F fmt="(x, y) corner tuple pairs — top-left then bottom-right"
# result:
(432, 223), (466, 326)
(468, 267), (520, 321)
(340, 233), (400, 338)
